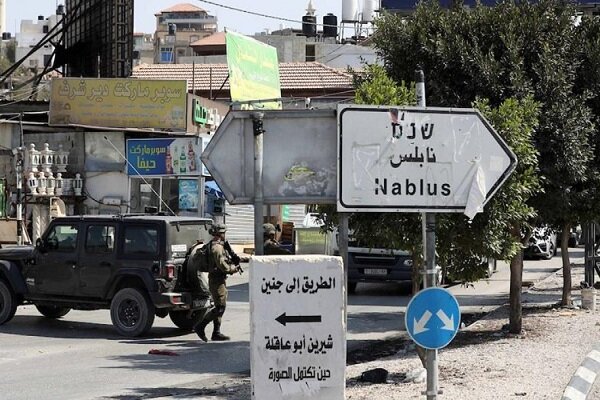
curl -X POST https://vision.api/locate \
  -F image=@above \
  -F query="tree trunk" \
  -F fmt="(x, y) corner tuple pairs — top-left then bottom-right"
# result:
(509, 224), (524, 334)
(416, 346), (427, 368)
(411, 254), (421, 296)
(561, 222), (572, 307)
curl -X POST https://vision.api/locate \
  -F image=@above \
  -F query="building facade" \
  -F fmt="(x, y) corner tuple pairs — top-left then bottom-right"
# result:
(64, 0), (133, 78)
(154, 3), (218, 64)
(133, 33), (154, 66)
(15, 14), (61, 72)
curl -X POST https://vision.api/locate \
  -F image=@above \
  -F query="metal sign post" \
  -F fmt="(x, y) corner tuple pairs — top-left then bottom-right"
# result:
(252, 113), (265, 255)
(416, 69), (439, 400)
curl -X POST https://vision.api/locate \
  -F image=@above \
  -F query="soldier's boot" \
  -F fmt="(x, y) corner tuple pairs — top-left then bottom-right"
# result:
(194, 319), (209, 342)
(211, 322), (230, 341)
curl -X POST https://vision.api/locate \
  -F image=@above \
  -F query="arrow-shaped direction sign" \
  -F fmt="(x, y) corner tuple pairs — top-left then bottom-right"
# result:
(275, 312), (322, 326)
(413, 310), (432, 335)
(201, 109), (337, 205)
(337, 105), (518, 213)
(437, 309), (455, 331)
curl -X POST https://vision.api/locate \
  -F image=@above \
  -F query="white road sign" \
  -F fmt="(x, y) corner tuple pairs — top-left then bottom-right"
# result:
(337, 105), (517, 213)
(250, 255), (345, 400)
(201, 109), (337, 205)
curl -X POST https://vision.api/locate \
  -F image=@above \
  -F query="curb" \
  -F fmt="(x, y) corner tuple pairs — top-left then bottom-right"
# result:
(562, 346), (600, 399)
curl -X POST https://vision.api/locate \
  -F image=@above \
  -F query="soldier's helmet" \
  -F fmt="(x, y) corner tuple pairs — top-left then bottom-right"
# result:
(263, 223), (276, 236)
(209, 223), (227, 235)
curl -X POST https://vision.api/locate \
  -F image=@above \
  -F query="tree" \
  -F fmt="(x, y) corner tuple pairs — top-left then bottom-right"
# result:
(372, 0), (593, 330)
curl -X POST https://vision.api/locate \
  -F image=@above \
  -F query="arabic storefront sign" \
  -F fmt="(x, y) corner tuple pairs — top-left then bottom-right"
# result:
(127, 138), (208, 176)
(250, 256), (345, 399)
(225, 31), (282, 110)
(49, 78), (187, 130)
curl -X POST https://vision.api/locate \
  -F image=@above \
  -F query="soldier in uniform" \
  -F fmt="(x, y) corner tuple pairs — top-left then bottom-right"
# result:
(263, 223), (292, 255)
(193, 223), (241, 341)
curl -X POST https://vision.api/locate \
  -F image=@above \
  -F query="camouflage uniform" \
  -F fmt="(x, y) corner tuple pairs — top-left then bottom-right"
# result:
(193, 223), (237, 341)
(207, 239), (237, 325)
(263, 223), (292, 255)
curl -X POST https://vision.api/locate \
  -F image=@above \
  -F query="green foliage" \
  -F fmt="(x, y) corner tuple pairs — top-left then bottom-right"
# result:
(371, 0), (597, 280)
(354, 64), (416, 106)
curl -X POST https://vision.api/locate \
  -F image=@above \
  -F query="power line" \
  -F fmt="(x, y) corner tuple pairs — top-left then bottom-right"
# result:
(0, 83), (50, 108)
(196, 0), (342, 29)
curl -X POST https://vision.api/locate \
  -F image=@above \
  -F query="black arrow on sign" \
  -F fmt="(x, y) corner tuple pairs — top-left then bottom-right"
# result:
(275, 312), (322, 326)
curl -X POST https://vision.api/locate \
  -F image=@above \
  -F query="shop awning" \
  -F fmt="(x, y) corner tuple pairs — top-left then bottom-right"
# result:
(205, 180), (224, 199)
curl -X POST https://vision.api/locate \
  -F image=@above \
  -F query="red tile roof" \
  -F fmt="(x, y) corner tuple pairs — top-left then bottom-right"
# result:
(157, 3), (206, 14)
(131, 62), (354, 92)
(190, 32), (226, 47)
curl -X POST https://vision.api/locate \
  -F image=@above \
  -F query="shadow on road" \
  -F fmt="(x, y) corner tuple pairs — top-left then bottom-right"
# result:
(104, 340), (252, 375)
(100, 375), (251, 400)
(0, 315), (193, 340)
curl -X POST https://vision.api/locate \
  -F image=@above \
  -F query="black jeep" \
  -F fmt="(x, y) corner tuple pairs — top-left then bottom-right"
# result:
(0, 215), (213, 337)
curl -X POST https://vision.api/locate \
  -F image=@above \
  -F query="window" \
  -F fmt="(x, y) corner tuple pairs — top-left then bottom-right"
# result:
(160, 48), (173, 63)
(46, 225), (78, 251)
(123, 226), (158, 256)
(85, 225), (115, 254)
(306, 44), (316, 62)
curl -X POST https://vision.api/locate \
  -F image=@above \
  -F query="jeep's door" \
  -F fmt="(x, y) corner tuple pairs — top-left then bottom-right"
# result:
(78, 223), (117, 297)
(34, 223), (80, 295)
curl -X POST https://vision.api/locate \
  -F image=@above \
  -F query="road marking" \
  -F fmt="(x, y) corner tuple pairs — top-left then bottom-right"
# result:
(575, 366), (596, 384)
(588, 350), (600, 363)
(563, 386), (586, 400)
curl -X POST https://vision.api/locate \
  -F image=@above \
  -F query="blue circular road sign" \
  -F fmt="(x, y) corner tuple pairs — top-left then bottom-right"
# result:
(405, 287), (461, 350)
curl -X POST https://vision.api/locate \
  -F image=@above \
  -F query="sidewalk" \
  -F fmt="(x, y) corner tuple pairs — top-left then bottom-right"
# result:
(345, 263), (600, 399)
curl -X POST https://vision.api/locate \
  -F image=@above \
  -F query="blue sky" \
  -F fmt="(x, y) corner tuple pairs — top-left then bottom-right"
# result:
(7, 0), (343, 35)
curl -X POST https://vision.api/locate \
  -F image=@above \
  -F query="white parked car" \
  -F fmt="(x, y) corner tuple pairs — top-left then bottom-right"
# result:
(525, 226), (557, 260)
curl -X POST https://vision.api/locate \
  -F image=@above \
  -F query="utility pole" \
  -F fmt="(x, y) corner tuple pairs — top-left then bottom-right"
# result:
(15, 147), (23, 245)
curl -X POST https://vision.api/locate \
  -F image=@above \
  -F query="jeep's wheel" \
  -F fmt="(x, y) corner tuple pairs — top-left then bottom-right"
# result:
(110, 288), (155, 337)
(0, 280), (17, 325)
(36, 305), (71, 319)
(169, 310), (205, 331)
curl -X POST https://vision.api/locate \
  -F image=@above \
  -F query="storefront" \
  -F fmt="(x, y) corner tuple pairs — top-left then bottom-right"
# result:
(126, 136), (222, 217)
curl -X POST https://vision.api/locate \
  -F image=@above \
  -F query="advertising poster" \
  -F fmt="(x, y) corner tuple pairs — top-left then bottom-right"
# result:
(225, 31), (282, 110)
(178, 180), (198, 210)
(127, 138), (206, 176)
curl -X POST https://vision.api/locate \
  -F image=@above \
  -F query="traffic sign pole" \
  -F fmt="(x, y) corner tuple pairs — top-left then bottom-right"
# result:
(252, 113), (265, 255)
(416, 68), (440, 400)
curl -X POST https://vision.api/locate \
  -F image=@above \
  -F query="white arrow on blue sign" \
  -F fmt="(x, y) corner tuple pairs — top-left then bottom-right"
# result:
(405, 287), (461, 350)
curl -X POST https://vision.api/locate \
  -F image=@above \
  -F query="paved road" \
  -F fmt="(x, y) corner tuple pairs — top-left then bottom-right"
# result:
(0, 249), (582, 399)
